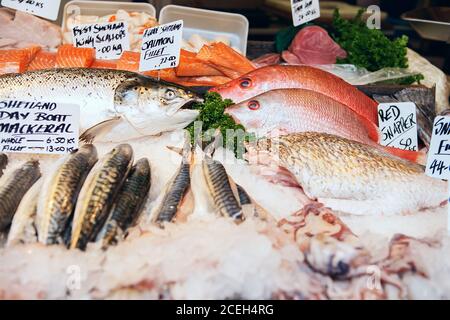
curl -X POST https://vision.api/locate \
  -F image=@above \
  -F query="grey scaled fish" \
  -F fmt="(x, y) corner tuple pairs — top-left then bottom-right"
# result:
(6, 179), (42, 246)
(70, 144), (134, 250)
(0, 68), (202, 142)
(0, 160), (41, 232)
(202, 159), (243, 221)
(0, 153), (7, 178)
(100, 158), (151, 249)
(154, 151), (191, 224)
(37, 144), (98, 245)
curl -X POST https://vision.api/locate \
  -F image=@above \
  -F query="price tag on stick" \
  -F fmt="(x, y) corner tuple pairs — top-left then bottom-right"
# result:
(0, 99), (79, 155)
(1, 0), (61, 21)
(72, 21), (130, 60)
(139, 20), (183, 72)
(291, 0), (321, 27)
(377, 102), (418, 151)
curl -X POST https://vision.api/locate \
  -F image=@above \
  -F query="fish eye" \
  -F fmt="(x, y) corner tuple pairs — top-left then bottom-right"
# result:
(248, 100), (260, 110)
(164, 89), (176, 100)
(239, 78), (252, 89)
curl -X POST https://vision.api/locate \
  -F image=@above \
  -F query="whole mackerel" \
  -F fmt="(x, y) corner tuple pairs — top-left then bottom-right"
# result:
(0, 68), (201, 142)
(37, 144), (98, 245)
(100, 158), (151, 249)
(0, 160), (41, 231)
(70, 144), (133, 250)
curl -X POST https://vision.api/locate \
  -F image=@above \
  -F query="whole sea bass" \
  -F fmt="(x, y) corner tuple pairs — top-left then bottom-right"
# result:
(248, 132), (447, 216)
(0, 69), (202, 142)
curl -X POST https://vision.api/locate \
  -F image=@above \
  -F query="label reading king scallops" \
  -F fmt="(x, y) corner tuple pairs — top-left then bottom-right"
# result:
(0, 100), (79, 155)
(1, 0), (61, 21)
(139, 20), (183, 72)
(291, 0), (321, 27)
(72, 21), (130, 60)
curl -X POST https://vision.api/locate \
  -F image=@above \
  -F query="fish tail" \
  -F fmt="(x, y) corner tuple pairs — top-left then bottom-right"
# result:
(382, 146), (425, 164)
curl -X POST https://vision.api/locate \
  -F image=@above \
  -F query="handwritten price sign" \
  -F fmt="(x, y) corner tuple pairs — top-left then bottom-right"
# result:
(72, 21), (130, 60)
(1, 0), (61, 21)
(139, 20), (183, 72)
(378, 102), (418, 151)
(426, 116), (450, 179)
(291, 0), (320, 26)
(0, 99), (79, 155)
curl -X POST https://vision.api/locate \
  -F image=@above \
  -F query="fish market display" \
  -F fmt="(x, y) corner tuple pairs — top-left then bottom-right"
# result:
(211, 65), (379, 140)
(281, 26), (347, 65)
(100, 158), (151, 249)
(6, 179), (42, 246)
(0, 68), (201, 142)
(63, 9), (158, 52)
(247, 132), (447, 216)
(0, 160), (41, 231)
(0, 9), (62, 50)
(70, 144), (134, 250)
(37, 145), (98, 245)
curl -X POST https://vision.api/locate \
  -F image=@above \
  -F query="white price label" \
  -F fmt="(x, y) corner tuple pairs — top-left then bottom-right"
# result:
(377, 102), (418, 151)
(291, 0), (320, 27)
(426, 116), (450, 179)
(139, 20), (183, 72)
(0, 99), (79, 155)
(72, 21), (129, 60)
(1, 0), (61, 21)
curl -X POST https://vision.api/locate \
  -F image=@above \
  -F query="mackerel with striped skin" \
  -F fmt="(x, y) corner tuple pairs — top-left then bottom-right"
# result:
(0, 161), (41, 232)
(100, 158), (151, 249)
(37, 145), (98, 245)
(70, 144), (133, 250)
(202, 159), (243, 221)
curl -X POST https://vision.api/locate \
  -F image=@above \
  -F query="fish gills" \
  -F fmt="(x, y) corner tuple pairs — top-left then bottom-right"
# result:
(70, 144), (133, 250)
(38, 145), (98, 245)
(101, 158), (151, 248)
(202, 160), (243, 220)
(0, 153), (7, 177)
(0, 160), (41, 231)
(155, 163), (190, 224)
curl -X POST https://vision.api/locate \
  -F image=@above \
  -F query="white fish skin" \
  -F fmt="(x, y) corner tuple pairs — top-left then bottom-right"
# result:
(0, 68), (201, 142)
(6, 179), (42, 246)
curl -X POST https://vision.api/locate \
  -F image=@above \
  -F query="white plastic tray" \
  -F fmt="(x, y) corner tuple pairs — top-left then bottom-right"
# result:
(61, 0), (156, 35)
(159, 5), (249, 55)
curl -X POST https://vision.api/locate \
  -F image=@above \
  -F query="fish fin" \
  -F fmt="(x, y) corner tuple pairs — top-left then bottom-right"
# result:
(381, 146), (426, 164)
(79, 117), (122, 143)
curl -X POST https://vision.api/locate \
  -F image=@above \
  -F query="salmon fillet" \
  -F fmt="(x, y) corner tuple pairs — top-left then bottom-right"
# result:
(176, 49), (222, 77)
(0, 46), (41, 74)
(28, 51), (56, 71)
(55, 45), (95, 68)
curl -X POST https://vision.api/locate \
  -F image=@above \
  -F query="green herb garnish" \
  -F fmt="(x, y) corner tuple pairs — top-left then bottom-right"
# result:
(187, 92), (250, 158)
(332, 9), (409, 72)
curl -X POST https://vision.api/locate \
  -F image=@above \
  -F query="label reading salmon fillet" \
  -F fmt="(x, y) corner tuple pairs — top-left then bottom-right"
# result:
(1, 0), (61, 21)
(0, 99), (79, 155)
(426, 116), (450, 180)
(139, 20), (183, 72)
(378, 102), (418, 152)
(72, 21), (130, 60)
(291, 0), (320, 27)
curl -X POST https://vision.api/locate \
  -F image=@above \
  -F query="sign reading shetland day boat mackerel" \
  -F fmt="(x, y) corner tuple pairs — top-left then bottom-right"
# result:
(291, 0), (321, 26)
(72, 21), (130, 60)
(1, 0), (61, 21)
(139, 20), (183, 72)
(0, 99), (79, 155)
(377, 102), (418, 151)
